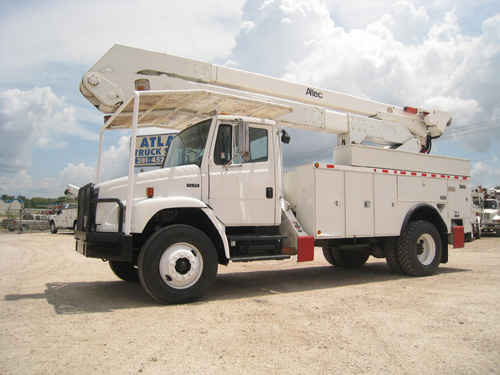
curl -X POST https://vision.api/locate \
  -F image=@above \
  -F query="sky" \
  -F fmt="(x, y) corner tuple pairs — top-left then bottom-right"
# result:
(0, 0), (499, 198)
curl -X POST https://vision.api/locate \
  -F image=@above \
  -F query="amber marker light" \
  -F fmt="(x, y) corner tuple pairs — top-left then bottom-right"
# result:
(146, 187), (154, 198)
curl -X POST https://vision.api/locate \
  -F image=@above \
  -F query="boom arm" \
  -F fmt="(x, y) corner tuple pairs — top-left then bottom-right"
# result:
(81, 44), (451, 152)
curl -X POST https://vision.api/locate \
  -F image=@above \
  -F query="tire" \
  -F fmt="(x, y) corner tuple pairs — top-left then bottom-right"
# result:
(73, 221), (77, 233)
(50, 221), (58, 234)
(109, 260), (140, 282)
(384, 237), (405, 274)
(138, 225), (218, 304)
(473, 225), (481, 240)
(397, 220), (442, 276)
(322, 247), (369, 268)
(322, 247), (342, 266)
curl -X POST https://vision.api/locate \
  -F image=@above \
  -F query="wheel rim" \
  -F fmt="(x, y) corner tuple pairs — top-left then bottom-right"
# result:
(159, 242), (203, 289)
(416, 233), (436, 265)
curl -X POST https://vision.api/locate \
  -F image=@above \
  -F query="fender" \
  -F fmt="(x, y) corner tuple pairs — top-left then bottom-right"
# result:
(400, 203), (448, 235)
(132, 196), (230, 259)
(400, 203), (449, 263)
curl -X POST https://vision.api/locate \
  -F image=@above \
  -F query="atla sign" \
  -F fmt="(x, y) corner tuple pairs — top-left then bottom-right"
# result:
(135, 133), (175, 167)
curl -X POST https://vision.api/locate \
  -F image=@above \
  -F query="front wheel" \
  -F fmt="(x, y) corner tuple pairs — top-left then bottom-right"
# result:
(109, 260), (139, 282)
(397, 220), (442, 276)
(138, 225), (218, 304)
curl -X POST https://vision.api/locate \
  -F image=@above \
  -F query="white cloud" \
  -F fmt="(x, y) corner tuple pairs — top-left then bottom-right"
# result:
(471, 160), (500, 188)
(59, 163), (96, 189)
(100, 136), (131, 181)
(58, 135), (130, 188)
(0, 87), (97, 174)
(0, 170), (33, 197)
(230, 0), (329, 77)
(241, 21), (256, 33)
(0, 0), (244, 74)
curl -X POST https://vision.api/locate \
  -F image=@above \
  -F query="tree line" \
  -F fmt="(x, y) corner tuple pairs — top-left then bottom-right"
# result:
(1, 194), (76, 208)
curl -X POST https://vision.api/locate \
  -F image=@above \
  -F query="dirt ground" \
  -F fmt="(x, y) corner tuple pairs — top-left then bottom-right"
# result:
(0, 230), (499, 374)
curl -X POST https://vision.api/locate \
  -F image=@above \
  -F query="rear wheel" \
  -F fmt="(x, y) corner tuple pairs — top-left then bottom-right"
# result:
(109, 260), (139, 282)
(138, 225), (218, 304)
(323, 247), (369, 268)
(50, 221), (58, 234)
(384, 237), (404, 274)
(397, 220), (442, 276)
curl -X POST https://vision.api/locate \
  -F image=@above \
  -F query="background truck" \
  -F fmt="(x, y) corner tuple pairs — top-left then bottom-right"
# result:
(481, 199), (500, 236)
(50, 203), (78, 233)
(75, 44), (471, 304)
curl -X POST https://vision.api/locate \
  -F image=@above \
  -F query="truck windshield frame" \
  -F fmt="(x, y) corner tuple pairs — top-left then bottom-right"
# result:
(163, 119), (212, 168)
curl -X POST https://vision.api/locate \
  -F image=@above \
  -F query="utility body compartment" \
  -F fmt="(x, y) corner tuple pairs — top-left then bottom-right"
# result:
(284, 145), (471, 240)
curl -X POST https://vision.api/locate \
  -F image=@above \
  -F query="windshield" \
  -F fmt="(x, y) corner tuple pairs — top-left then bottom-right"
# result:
(484, 200), (498, 209)
(163, 119), (212, 168)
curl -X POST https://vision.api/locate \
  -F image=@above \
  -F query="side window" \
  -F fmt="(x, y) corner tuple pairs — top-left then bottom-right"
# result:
(214, 124), (269, 165)
(248, 128), (268, 163)
(234, 126), (268, 164)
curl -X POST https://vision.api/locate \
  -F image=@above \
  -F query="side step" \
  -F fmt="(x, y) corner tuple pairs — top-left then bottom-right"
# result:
(231, 254), (291, 262)
(227, 234), (288, 262)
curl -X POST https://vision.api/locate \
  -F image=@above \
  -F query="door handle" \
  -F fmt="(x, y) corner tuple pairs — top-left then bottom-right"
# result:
(266, 187), (273, 199)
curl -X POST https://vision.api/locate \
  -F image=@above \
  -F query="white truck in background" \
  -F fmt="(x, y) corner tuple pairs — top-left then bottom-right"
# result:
(481, 199), (500, 236)
(74, 44), (471, 304)
(50, 203), (78, 233)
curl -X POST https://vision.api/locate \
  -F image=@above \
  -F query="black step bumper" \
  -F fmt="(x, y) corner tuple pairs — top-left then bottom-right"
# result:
(75, 231), (133, 261)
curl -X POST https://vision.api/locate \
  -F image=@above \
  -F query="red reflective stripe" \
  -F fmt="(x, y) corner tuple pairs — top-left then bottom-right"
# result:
(382, 170), (389, 173)
(326, 164), (335, 168)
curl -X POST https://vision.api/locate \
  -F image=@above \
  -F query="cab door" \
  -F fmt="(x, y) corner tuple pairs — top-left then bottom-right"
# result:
(208, 121), (277, 226)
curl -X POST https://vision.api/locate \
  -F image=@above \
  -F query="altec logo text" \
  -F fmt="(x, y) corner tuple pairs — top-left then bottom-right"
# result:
(306, 88), (323, 98)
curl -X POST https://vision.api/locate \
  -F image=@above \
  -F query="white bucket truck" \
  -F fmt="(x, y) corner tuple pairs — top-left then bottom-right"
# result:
(75, 45), (471, 304)
(50, 203), (78, 233)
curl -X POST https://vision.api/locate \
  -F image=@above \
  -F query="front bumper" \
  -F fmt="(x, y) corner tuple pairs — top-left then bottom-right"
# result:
(75, 230), (133, 261)
(482, 223), (500, 230)
(75, 183), (133, 261)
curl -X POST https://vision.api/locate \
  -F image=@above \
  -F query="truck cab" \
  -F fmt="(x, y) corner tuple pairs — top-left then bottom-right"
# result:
(481, 199), (500, 236)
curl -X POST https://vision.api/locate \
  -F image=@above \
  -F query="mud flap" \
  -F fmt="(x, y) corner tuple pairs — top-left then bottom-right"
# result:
(452, 226), (464, 248)
(297, 236), (315, 262)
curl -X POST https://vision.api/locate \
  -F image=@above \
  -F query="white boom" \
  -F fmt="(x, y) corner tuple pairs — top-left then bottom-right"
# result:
(80, 44), (451, 152)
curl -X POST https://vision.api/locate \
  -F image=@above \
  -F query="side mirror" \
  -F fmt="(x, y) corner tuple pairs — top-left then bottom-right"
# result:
(281, 129), (291, 144)
(237, 121), (251, 162)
